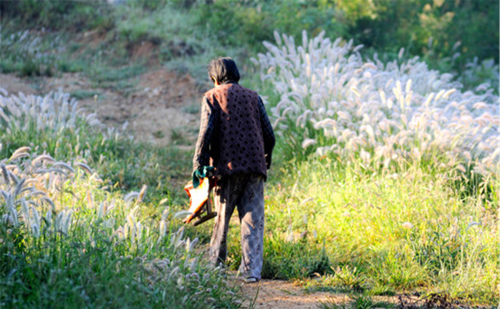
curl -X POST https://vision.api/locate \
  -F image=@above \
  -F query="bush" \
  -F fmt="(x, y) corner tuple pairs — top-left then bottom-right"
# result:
(195, 0), (346, 52)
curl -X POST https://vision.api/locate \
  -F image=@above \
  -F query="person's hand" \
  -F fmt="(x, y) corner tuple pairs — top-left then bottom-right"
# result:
(265, 153), (272, 169)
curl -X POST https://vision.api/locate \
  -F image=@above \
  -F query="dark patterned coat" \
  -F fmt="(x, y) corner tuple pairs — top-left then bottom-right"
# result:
(193, 82), (275, 179)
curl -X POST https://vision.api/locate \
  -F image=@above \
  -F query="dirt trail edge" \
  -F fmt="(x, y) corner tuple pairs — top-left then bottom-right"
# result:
(237, 279), (402, 309)
(239, 279), (332, 309)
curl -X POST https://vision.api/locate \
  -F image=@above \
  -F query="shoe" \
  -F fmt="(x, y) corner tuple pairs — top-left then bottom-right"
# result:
(243, 277), (259, 283)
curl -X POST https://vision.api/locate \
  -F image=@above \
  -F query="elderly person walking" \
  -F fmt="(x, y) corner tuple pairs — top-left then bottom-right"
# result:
(192, 57), (275, 282)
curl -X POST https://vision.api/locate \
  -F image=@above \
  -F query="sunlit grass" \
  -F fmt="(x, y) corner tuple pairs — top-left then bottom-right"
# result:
(0, 91), (241, 308)
(254, 31), (499, 179)
(234, 31), (499, 304)
(230, 156), (498, 303)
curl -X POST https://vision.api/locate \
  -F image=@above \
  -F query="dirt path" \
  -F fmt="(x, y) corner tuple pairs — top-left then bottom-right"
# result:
(237, 279), (404, 309)
(238, 279), (334, 309)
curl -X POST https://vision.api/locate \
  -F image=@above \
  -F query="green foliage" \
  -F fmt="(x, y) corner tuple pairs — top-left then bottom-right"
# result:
(319, 294), (393, 309)
(113, 1), (207, 49)
(57, 58), (86, 73)
(0, 224), (209, 308)
(195, 0), (346, 51)
(90, 63), (147, 83)
(367, 248), (429, 290)
(0, 0), (113, 31)
(342, 0), (499, 69)
(1, 0), (497, 87)
(0, 92), (191, 205)
(0, 1), (498, 306)
(69, 89), (101, 100)
(0, 156), (239, 308)
(260, 236), (330, 280)
(0, 29), (60, 77)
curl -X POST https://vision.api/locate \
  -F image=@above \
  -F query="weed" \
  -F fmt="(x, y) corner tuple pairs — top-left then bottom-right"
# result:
(0, 29), (61, 77)
(90, 64), (146, 83)
(256, 31), (498, 180)
(255, 157), (498, 303)
(153, 130), (165, 139)
(69, 89), (101, 100)
(57, 59), (86, 73)
(333, 265), (366, 291)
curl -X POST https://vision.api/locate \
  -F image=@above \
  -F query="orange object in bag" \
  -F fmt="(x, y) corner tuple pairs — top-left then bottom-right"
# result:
(183, 177), (217, 225)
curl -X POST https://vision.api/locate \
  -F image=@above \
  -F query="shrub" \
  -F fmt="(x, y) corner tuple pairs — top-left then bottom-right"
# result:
(195, 0), (346, 51)
(0, 0), (113, 32)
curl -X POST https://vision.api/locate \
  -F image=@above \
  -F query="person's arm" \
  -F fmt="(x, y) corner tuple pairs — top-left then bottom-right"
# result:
(258, 96), (275, 169)
(193, 96), (215, 172)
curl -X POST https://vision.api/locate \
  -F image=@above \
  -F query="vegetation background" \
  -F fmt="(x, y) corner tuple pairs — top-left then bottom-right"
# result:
(0, 0), (498, 308)
(1, 0), (498, 85)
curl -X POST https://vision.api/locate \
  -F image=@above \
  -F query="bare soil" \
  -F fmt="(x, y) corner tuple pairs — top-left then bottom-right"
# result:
(236, 278), (404, 309)
(0, 69), (202, 147)
(238, 279), (335, 309)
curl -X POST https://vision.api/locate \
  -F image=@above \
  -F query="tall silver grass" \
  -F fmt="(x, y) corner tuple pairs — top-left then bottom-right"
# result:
(0, 91), (101, 133)
(253, 31), (499, 177)
(0, 90), (192, 252)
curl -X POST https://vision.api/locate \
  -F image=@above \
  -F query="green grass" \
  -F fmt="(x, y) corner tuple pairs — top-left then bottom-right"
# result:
(319, 294), (393, 309)
(223, 153), (498, 304)
(89, 64), (146, 83)
(57, 58), (86, 73)
(69, 89), (101, 100)
(0, 156), (239, 308)
(0, 92), (192, 205)
(0, 92), (241, 308)
(0, 121), (192, 205)
(0, 29), (59, 77)
(1, 74), (497, 308)
(1, 0), (497, 91)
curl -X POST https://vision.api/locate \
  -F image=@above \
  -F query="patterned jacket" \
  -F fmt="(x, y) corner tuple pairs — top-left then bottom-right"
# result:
(193, 82), (275, 179)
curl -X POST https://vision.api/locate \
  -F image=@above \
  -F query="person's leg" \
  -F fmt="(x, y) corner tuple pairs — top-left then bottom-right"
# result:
(209, 175), (242, 266)
(237, 174), (265, 280)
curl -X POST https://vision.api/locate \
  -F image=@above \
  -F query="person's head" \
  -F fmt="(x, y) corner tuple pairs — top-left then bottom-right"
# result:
(207, 57), (240, 85)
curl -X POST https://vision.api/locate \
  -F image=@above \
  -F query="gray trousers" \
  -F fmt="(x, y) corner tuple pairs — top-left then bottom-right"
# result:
(209, 173), (265, 280)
